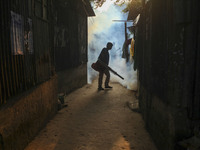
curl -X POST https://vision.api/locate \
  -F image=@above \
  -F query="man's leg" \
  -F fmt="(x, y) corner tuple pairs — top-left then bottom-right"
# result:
(98, 71), (104, 90)
(104, 69), (112, 88)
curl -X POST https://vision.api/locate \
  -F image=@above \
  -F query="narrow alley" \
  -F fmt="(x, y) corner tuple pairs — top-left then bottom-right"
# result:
(25, 79), (157, 150)
(0, 0), (199, 150)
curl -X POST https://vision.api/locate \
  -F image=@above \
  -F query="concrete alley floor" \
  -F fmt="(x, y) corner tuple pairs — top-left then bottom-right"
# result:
(25, 79), (158, 150)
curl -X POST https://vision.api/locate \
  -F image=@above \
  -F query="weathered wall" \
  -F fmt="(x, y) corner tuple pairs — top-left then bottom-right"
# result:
(54, 0), (88, 71)
(57, 63), (87, 94)
(0, 1), (58, 149)
(53, 0), (89, 94)
(0, 76), (57, 150)
(0, 1), (93, 150)
(133, 0), (200, 149)
(139, 86), (191, 150)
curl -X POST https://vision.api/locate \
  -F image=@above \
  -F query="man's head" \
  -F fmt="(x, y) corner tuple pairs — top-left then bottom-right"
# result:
(106, 42), (113, 50)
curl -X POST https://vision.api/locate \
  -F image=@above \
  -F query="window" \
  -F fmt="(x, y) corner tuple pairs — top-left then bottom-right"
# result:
(10, 11), (24, 55)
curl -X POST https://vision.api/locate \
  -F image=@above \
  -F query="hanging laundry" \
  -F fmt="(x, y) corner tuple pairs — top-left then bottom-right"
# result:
(130, 38), (135, 58)
(122, 39), (131, 62)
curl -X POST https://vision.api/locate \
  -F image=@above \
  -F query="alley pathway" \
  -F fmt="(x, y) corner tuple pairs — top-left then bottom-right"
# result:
(25, 80), (157, 150)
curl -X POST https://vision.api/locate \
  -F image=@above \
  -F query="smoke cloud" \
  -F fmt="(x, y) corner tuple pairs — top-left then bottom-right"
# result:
(87, 1), (138, 91)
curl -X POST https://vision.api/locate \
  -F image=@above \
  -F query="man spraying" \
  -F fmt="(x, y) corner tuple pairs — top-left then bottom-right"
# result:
(97, 42), (113, 91)
(91, 42), (124, 90)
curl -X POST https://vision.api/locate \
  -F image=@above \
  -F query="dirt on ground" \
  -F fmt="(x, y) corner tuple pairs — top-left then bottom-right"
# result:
(25, 79), (158, 150)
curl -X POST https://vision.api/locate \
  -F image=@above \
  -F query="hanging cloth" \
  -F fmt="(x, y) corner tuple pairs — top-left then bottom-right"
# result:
(130, 38), (135, 58)
(122, 39), (131, 62)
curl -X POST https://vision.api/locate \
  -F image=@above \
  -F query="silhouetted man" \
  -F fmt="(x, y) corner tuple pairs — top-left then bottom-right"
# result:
(97, 42), (113, 91)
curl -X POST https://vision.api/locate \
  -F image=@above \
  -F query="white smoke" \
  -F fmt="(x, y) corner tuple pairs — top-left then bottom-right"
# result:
(87, 1), (138, 91)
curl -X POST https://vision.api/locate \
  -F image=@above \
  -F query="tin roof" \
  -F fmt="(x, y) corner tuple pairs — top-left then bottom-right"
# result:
(82, 0), (95, 16)
(127, 0), (142, 20)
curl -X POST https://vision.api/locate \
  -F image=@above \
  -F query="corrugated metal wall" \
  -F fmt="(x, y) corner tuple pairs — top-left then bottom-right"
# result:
(54, 0), (88, 71)
(0, 0), (54, 106)
(187, 0), (200, 120)
(134, 0), (200, 149)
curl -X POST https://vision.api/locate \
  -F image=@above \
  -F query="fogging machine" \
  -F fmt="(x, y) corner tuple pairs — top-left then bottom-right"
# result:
(91, 59), (124, 80)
